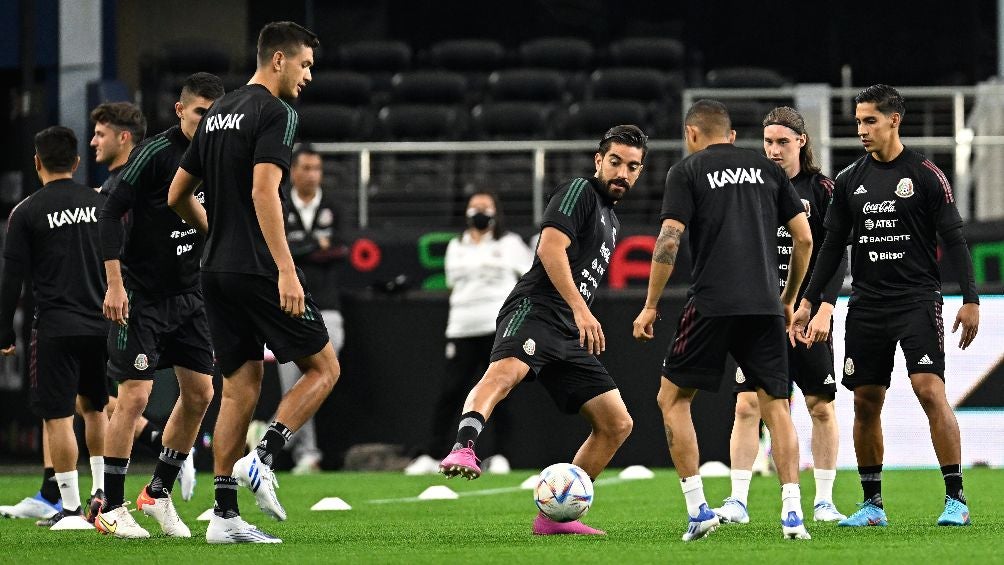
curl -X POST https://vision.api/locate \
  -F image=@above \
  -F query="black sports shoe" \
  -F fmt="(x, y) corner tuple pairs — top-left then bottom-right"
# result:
(86, 489), (105, 524)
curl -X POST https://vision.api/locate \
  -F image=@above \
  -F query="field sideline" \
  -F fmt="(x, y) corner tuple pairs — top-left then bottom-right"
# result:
(0, 468), (1000, 564)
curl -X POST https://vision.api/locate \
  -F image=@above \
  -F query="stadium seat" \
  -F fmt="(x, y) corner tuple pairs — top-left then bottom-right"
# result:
(487, 69), (568, 103)
(518, 37), (594, 71)
(562, 100), (648, 139)
(606, 37), (685, 71)
(339, 40), (413, 73)
(724, 99), (772, 139)
(296, 104), (371, 142)
(390, 71), (468, 104)
(589, 68), (671, 103)
(377, 104), (467, 140)
(471, 102), (556, 139)
(705, 67), (790, 88)
(301, 71), (373, 106)
(156, 39), (231, 74)
(426, 39), (507, 72)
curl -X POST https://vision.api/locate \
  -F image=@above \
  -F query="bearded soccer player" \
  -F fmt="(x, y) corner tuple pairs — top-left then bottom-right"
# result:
(169, 21), (339, 544)
(794, 84), (979, 528)
(439, 125), (646, 536)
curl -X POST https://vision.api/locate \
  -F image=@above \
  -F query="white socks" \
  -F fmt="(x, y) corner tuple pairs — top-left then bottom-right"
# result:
(729, 469), (753, 505)
(781, 483), (802, 519)
(89, 456), (104, 494)
(680, 475), (707, 517)
(813, 469), (836, 504)
(54, 470), (81, 513)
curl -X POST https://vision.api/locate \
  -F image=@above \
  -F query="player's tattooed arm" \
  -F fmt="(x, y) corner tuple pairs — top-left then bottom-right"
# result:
(653, 224), (682, 265)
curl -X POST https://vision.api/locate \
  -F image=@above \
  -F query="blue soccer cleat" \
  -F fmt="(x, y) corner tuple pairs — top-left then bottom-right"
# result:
(837, 501), (888, 527)
(936, 496), (970, 526)
(782, 511), (811, 539)
(681, 503), (719, 541)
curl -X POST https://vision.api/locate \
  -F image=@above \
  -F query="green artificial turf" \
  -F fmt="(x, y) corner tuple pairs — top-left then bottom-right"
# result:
(0, 468), (1000, 564)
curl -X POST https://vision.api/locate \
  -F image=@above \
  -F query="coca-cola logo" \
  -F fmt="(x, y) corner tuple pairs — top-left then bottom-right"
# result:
(863, 200), (896, 214)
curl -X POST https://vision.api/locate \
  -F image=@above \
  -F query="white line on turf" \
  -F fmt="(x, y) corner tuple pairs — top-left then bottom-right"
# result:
(366, 477), (629, 504)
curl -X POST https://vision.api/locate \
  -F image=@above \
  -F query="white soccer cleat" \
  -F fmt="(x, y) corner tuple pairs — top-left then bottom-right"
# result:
(137, 486), (191, 537)
(682, 503), (720, 541)
(403, 454), (440, 476)
(0, 493), (61, 519)
(95, 504), (150, 539)
(813, 500), (847, 522)
(782, 511), (812, 540)
(233, 450), (286, 521)
(179, 449), (197, 502)
(49, 513), (95, 531)
(206, 513), (281, 544)
(712, 497), (750, 524)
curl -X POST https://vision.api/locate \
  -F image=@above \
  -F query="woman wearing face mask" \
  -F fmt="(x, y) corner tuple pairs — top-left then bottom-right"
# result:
(406, 192), (533, 475)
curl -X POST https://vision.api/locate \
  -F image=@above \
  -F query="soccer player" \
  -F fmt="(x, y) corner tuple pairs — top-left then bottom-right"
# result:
(93, 73), (224, 540)
(793, 84), (980, 527)
(169, 21), (338, 544)
(438, 125), (647, 536)
(633, 100), (813, 541)
(0, 127), (111, 530)
(713, 106), (848, 525)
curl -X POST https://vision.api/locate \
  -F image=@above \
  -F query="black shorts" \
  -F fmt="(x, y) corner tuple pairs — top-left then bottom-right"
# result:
(107, 289), (215, 381)
(490, 298), (617, 414)
(842, 301), (945, 389)
(30, 332), (109, 419)
(733, 336), (837, 398)
(663, 299), (789, 399)
(202, 271), (329, 375)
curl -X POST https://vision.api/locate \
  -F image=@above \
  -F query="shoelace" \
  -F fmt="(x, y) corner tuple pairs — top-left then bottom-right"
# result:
(261, 465), (280, 489)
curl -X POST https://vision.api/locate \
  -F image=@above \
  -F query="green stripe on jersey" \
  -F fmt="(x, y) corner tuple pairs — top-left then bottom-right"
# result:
(120, 138), (170, 185)
(559, 178), (586, 216)
(279, 100), (298, 147)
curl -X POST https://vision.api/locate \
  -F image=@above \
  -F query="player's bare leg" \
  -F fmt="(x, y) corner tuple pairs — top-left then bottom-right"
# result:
(715, 391), (758, 523)
(805, 394), (844, 521)
(757, 389), (810, 539)
(573, 390), (633, 479)
(910, 373), (969, 525)
(838, 384), (889, 527)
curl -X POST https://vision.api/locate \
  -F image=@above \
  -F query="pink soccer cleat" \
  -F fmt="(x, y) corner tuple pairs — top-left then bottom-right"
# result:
(438, 443), (481, 480)
(532, 512), (606, 535)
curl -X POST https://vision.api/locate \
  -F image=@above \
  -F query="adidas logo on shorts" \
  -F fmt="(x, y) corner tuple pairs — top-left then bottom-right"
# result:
(918, 354), (934, 365)
(823, 374), (835, 385)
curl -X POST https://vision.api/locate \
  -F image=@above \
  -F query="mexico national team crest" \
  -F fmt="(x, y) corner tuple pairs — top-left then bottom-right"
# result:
(523, 338), (536, 356)
(735, 367), (746, 384)
(895, 178), (914, 198)
(134, 354), (149, 371)
(844, 357), (855, 376)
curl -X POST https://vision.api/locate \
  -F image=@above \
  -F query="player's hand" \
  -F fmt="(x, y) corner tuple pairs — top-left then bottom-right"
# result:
(0, 345), (14, 356)
(278, 269), (305, 317)
(573, 305), (605, 355)
(953, 302), (980, 350)
(317, 235), (331, 251)
(632, 308), (658, 341)
(804, 302), (834, 347)
(789, 303), (812, 347)
(103, 282), (129, 326)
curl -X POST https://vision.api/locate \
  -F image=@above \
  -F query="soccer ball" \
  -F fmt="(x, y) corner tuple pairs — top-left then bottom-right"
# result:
(534, 463), (593, 522)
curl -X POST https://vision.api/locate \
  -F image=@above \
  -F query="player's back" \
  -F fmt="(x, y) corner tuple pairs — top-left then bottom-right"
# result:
(7, 179), (107, 335)
(662, 143), (803, 317)
(183, 83), (298, 277)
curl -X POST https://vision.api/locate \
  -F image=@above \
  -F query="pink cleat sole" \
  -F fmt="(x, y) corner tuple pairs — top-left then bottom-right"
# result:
(532, 513), (606, 535)
(438, 446), (481, 480)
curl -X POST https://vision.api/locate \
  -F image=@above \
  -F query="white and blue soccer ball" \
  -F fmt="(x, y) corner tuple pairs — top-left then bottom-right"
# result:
(534, 463), (594, 522)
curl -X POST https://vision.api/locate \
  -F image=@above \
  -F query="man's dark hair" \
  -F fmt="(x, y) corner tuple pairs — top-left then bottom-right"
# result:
(598, 124), (648, 160)
(181, 72), (225, 102)
(90, 102), (146, 142)
(292, 144), (322, 168)
(257, 21), (320, 67)
(854, 84), (906, 117)
(34, 126), (78, 173)
(763, 106), (821, 175)
(685, 99), (731, 136)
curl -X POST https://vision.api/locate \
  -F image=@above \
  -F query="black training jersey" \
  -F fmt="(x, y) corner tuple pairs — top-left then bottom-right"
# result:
(179, 83), (299, 277)
(777, 172), (834, 300)
(661, 143), (805, 317)
(100, 125), (203, 295)
(823, 147), (962, 306)
(4, 179), (108, 336)
(501, 176), (618, 334)
(99, 165), (124, 196)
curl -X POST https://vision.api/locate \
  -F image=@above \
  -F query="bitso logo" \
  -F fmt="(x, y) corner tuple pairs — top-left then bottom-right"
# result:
(844, 358), (855, 376)
(523, 338), (536, 356)
(134, 354), (149, 371)
(735, 367), (746, 384)
(895, 178), (915, 198)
